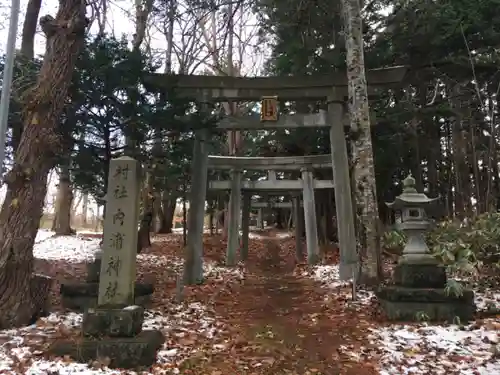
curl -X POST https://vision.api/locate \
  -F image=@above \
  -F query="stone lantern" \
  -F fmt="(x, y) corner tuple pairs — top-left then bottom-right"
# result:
(387, 174), (440, 270)
(376, 174), (475, 322)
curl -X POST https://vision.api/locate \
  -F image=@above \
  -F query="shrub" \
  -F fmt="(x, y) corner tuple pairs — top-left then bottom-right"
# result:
(381, 229), (406, 255)
(381, 213), (500, 276)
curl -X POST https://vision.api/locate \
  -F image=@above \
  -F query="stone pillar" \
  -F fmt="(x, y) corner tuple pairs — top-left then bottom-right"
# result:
(51, 159), (165, 369)
(226, 169), (242, 266)
(241, 193), (251, 261)
(98, 156), (141, 306)
(183, 128), (209, 284)
(301, 168), (319, 265)
(328, 99), (357, 280)
(60, 189), (154, 313)
(293, 195), (304, 261)
(257, 208), (264, 229)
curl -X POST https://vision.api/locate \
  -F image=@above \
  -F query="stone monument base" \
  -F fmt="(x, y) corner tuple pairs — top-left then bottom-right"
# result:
(49, 330), (165, 368)
(376, 286), (476, 322)
(82, 305), (145, 337)
(60, 282), (154, 312)
(393, 262), (447, 288)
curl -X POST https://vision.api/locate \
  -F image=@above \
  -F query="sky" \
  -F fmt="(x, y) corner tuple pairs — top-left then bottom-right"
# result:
(0, 0), (137, 55)
(0, 0), (138, 215)
(0, 0), (266, 217)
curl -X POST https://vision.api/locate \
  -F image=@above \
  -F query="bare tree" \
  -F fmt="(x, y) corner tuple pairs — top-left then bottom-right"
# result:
(189, 0), (261, 236)
(88, 0), (108, 36)
(126, 0), (262, 237)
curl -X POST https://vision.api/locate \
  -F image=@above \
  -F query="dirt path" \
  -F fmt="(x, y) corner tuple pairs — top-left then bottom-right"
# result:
(185, 238), (377, 375)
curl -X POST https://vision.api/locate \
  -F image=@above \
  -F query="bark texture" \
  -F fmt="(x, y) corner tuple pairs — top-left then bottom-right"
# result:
(157, 194), (176, 233)
(0, 0), (87, 329)
(21, 0), (43, 59)
(137, 212), (152, 253)
(11, 0), (43, 151)
(341, 0), (382, 284)
(52, 163), (75, 235)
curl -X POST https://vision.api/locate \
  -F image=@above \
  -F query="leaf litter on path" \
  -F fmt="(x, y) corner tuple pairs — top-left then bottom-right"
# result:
(1, 229), (499, 374)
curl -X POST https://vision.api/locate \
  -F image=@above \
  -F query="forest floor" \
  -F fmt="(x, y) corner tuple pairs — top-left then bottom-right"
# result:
(0, 229), (499, 374)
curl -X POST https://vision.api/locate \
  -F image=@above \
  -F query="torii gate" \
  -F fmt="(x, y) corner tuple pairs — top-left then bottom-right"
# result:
(143, 66), (408, 284)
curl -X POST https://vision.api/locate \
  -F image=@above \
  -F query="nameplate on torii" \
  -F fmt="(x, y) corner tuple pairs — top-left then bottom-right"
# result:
(260, 96), (279, 122)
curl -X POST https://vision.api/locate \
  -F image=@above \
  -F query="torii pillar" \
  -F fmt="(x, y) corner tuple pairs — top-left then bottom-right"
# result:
(328, 98), (358, 280)
(301, 167), (320, 264)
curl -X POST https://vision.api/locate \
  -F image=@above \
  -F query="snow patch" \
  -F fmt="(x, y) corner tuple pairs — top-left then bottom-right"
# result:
(371, 321), (500, 374)
(248, 231), (291, 239)
(137, 253), (244, 280)
(475, 289), (500, 312)
(76, 231), (103, 236)
(34, 229), (55, 244)
(33, 235), (101, 262)
(303, 264), (374, 306)
(308, 264), (351, 288)
(24, 361), (122, 374)
(33, 231), (243, 281)
(0, 303), (227, 374)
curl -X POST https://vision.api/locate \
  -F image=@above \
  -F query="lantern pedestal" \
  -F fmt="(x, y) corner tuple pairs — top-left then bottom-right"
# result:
(393, 261), (447, 289)
(377, 284), (475, 322)
(377, 174), (475, 322)
(377, 257), (475, 322)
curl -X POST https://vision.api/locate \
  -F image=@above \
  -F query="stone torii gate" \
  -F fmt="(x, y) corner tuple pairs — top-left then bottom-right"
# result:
(144, 66), (407, 284)
(251, 201), (303, 230)
(207, 154), (334, 265)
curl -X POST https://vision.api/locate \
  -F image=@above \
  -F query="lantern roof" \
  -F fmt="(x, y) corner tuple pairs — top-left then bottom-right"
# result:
(386, 174), (440, 209)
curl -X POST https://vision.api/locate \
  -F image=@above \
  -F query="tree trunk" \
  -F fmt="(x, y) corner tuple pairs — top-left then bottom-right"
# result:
(81, 192), (88, 225)
(182, 190), (187, 246)
(21, 0), (42, 59)
(52, 163), (74, 235)
(136, 170), (153, 248)
(216, 197), (224, 234)
(275, 208), (284, 229)
(208, 200), (215, 234)
(137, 212), (152, 253)
(324, 190), (335, 241)
(0, 1), (87, 329)
(157, 193), (176, 233)
(426, 117), (440, 196)
(222, 201), (229, 239)
(11, 0), (43, 152)
(450, 83), (473, 219)
(152, 191), (162, 232)
(443, 121), (454, 218)
(341, 0), (382, 285)
(484, 93), (497, 212)
(123, 0), (154, 152)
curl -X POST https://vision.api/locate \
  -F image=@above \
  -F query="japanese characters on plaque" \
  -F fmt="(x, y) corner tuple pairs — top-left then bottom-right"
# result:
(97, 156), (141, 306)
(260, 96), (279, 122)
